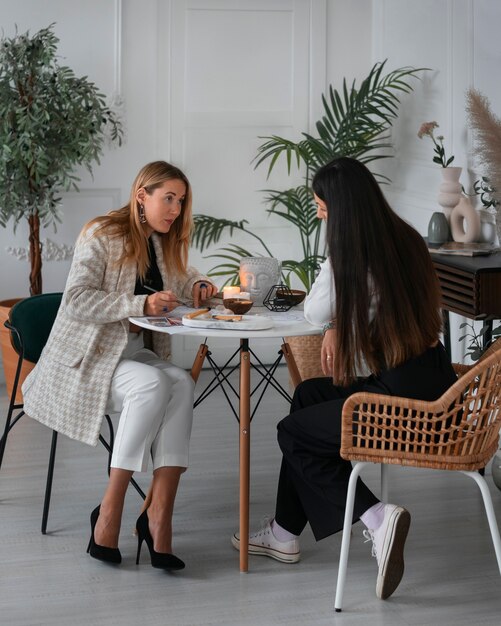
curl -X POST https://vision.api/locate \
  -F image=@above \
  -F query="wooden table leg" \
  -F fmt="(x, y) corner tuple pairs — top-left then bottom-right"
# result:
(190, 343), (208, 383)
(442, 310), (451, 360)
(239, 338), (251, 572)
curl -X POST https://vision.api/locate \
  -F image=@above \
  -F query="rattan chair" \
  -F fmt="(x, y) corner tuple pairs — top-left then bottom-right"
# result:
(334, 341), (501, 611)
(0, 293), (145, 534)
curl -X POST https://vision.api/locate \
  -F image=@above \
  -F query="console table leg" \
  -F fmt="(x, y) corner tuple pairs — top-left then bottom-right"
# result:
(442, 310), (451, 359)
(483, 319), (493, 352)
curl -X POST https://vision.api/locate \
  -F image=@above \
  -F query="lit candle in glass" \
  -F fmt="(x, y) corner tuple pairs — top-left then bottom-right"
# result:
(223, 286), (241, 299)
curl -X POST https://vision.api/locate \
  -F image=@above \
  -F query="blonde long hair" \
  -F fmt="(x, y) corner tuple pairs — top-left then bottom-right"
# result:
(84, 161), (192, 279)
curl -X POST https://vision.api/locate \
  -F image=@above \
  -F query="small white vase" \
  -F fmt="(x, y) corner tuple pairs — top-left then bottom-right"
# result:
(478, 208), (497, 244)
(437, 166), (462, 221)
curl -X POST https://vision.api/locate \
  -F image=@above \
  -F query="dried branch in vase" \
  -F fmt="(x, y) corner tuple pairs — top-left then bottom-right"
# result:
(466, 88), (501, 207)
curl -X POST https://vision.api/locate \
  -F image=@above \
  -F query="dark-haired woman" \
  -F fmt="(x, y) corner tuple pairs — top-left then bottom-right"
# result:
(232, 157), (456, 600)
(23, 161), (217, 570)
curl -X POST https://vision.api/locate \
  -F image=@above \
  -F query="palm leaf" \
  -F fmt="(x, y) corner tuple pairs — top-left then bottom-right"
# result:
(202, 244), (289, 285)
(252, 136), (309, 177)
(192, 61), (427, 291)
(192, 214), (273, 256)
(192, 215), (251, 252)
(254, 60), (427, 181)
(262, 186), (321, 249)
(281, 255), (326, 290)
(202, 245), (253, 285)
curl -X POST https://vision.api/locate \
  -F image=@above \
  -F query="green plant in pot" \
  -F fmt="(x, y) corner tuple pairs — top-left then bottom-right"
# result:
(0, 23), (123, 296)
(192, 60), (426, 291)
(192, 60), (426, 380)
(0, 23), (122, 400)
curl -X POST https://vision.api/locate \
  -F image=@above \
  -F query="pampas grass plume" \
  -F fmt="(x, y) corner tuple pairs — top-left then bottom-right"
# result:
(466, 87), (501, 205)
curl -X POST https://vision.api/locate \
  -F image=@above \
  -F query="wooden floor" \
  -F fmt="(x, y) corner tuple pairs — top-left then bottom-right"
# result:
(1, 366), (501, 626)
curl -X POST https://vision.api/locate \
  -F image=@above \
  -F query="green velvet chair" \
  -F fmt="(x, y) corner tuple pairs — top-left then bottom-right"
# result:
(0, 292), (144, 534)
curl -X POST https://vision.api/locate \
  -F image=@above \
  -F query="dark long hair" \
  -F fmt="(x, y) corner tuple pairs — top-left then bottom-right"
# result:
(312, 157), (442, 385)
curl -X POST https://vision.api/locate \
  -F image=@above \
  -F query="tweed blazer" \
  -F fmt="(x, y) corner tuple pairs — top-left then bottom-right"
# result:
(22, 224), (207, 446)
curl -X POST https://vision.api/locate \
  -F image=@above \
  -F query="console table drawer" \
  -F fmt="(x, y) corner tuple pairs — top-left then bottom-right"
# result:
(432, 256), (501, 319)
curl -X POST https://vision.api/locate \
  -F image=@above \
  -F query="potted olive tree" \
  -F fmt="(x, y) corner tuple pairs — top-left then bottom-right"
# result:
(0, 23), (122, 399)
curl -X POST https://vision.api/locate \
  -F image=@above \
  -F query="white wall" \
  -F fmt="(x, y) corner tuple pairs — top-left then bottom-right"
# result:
(373, 0), (501, 361)
(0, 0), (370, 374)
(376, 0), (501, 226)
(1, 0), (496, 376)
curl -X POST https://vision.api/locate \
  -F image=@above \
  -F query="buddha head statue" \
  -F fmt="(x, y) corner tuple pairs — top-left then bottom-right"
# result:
(239, 257), (281, 305)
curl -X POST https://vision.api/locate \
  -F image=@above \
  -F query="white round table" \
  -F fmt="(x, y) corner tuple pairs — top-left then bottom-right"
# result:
(130, 309), (322, 571)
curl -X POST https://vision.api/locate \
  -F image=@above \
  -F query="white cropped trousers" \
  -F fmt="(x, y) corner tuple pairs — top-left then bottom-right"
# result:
(106, 333), (195, 472)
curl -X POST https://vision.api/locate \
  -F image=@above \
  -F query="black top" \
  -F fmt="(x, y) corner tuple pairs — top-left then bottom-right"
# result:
(134, 238), (163, 295)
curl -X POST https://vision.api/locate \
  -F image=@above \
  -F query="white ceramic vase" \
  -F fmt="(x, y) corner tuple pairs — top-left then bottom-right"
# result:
(449, 195), (481, 243)
(477, 208), (498, 244)
(437, 166), (462, 221)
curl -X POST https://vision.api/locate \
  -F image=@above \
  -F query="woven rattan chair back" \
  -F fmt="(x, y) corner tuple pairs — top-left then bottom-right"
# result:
(334, 342), (501, 611)
(340, 348), (501, 472)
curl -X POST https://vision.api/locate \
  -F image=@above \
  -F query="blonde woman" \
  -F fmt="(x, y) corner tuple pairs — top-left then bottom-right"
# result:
(23, 161), (217, 570)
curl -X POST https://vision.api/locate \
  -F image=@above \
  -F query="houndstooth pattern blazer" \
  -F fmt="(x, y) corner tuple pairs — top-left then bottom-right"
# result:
(22, 224), (207, 446)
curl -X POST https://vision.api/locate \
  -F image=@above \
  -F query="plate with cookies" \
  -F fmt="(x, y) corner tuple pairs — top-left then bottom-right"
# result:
(182, 307), (273, 330)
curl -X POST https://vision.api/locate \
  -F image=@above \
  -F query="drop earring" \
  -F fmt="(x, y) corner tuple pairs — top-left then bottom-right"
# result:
(139, 203), (147, 224)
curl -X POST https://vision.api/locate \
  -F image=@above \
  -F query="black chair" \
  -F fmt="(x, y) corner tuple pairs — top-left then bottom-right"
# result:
(0, 292), (145, 534)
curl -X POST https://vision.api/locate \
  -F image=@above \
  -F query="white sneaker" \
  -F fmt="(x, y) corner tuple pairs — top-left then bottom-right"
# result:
(231, 518), (300, 563)
(363, 504), (411, 599)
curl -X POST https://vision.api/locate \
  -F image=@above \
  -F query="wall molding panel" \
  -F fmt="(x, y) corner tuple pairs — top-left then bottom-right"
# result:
(8, 1), (500, 373)
(157, 0), (328, 366)
(372, 0), (501, 363)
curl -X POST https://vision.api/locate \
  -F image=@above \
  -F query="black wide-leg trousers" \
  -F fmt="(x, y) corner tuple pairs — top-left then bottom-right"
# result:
(274, 343), (457, 541)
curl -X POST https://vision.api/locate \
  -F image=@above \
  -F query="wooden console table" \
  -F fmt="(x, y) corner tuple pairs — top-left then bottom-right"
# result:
(429, 251), (501, 355)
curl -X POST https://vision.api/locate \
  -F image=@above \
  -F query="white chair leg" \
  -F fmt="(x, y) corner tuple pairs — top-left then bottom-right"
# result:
(334, 461), (368, 612)
(462, 470), (501, 575)
(381, 464), (389, 502)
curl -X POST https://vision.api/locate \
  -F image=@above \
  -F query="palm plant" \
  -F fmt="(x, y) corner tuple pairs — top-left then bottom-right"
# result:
(192, 60), (426, 289)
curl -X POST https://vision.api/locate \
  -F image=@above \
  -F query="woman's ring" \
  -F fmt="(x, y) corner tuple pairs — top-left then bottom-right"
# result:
(326, 355), (332, 360)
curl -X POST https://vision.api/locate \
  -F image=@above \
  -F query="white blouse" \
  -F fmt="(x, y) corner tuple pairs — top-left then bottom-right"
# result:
(304, 259), (378, 327)
(303, 259), (335, 326)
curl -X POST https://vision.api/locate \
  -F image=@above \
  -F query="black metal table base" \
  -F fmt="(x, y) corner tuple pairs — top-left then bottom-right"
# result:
(193, 338), (293, 423)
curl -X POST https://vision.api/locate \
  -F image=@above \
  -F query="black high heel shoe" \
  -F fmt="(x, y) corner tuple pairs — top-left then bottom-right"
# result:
(135, 510), (185, 570)
(87, 505), (122, 564)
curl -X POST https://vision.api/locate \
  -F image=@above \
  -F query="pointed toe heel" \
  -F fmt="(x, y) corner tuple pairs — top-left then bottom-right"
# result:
(135, 510), (185, 571)
(87, 505), (122, 565)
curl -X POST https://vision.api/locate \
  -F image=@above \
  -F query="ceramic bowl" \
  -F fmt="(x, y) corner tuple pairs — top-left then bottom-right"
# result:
(222, 298), (254, 314)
